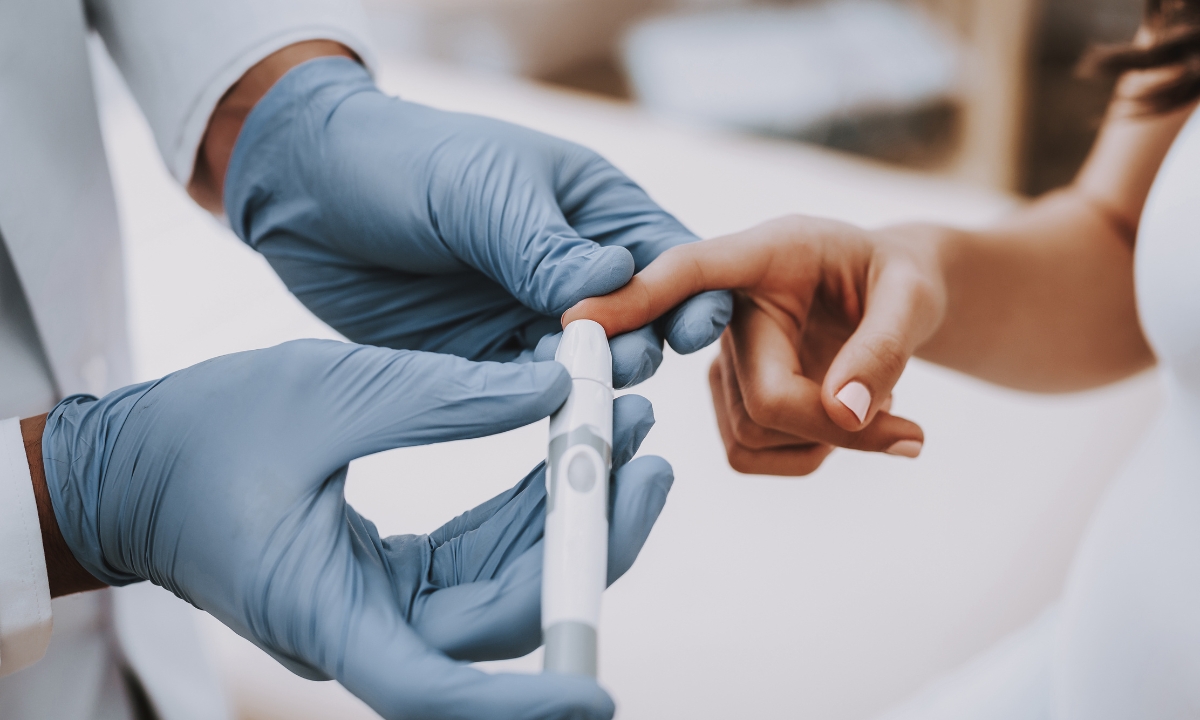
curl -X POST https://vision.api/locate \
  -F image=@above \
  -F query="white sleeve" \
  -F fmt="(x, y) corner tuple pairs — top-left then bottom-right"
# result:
(0, 417), (52, 677)
(86, 0), (378, 184)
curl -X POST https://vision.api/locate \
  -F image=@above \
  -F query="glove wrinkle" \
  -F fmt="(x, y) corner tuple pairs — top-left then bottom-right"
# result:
(223, 57), (729, 391)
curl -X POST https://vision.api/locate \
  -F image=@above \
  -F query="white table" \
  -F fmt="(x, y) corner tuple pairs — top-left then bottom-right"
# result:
(95, 52), (1160, 720)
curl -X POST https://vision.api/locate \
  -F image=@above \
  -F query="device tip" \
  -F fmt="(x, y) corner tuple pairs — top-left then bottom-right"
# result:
(556, 320), (613, 388)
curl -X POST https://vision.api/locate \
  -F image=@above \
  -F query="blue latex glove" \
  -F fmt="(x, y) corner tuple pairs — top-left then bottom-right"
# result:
(42, 340), (673, 719)
(224, 57), (731, 388)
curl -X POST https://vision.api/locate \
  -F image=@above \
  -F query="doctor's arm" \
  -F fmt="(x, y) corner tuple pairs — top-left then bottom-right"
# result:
(185, 40), (357, 214)
(91, 0), (730, 386)
(21, 414), (105, 598)
(15, 342), (673, 719)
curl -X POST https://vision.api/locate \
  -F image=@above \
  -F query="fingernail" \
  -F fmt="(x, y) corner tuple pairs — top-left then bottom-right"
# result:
(835, 381), (871, 423)
(886, 439), (923, 458)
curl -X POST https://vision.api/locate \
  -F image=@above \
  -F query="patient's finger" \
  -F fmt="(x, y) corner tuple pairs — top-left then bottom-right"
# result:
(714, 335), (815, 450)
(727, 297), (923, 453)
(821, 258), (941, 434)
(710, 358), (833, 476)
(563, 223), (782, 337)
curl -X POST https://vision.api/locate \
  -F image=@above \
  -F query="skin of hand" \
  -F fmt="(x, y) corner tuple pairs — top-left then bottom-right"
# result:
(566, 216), (934, 476)
(565, 67), (1196, 477)
(35, 339), (673, 720)
(195, 48), (729, 388)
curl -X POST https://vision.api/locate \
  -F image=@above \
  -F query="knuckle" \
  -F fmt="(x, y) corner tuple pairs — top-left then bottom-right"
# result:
(742, 385), (790, 428)
(729, 412), (766, 448)
(862, 332), (909, 380)
(730, 413), (792, 451)
(907, 275), (942, 310)
(900, 274), (946, 323)
(726, 446), (758, 474)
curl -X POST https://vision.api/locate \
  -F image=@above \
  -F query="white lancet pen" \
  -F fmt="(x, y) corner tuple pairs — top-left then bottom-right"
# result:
(542, 319), (613, 677)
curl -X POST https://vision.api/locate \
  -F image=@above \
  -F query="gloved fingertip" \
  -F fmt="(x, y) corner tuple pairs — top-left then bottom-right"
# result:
(540, 243), (635, 316)
(573, 244), (637, 300)
(614, 456), (675, 528)
(662, 290), (733, 354)
(625, 455), (675, 492)
(607, 455), (674, 584)
(613, 393), (654, 422)
(613, 356), (657, 390)
(583, 686), (617, 720)
(612, 394), (655, 467)
(534, 332), (562, 363)
(527, 360), (573, 413)
(609, 328), (663, 388)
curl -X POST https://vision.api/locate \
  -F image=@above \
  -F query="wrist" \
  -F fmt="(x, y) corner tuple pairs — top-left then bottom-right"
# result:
(882, 222), (977, 362)
(22, 414), (105, 597)
(187, 40), (358, 214)
(222, 56), (377, 252)
(873, 221), (958, 348)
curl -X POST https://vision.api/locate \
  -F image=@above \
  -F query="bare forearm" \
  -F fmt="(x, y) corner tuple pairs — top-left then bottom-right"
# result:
(913, 190), (1152, 391)
(909, 66), (1200, 392)
(22, 414), (106, 597)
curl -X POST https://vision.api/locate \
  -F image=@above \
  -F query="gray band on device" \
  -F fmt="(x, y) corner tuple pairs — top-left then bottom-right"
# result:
(547, 427), (611, 513)
(543, 621), (598, 677)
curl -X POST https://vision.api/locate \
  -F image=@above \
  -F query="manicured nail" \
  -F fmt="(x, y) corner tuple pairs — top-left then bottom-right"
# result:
(835, 381), (871, 423)
(886, 439), (923, 458)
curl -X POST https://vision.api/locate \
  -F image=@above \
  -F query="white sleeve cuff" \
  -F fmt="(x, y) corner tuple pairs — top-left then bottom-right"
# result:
(88, 0), (378, 184)
(0, 417), (53, 677)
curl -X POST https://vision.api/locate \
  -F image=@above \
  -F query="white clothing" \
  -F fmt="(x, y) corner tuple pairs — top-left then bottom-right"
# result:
(0, 236), (56, 678)
(876, 607), (1055, 720)
(1, 592), (141, 720)
(0, 0), (374, 716)
(875, 105), (1200, 719)
(1052, 100), (1200, 719)
(0, 240), (58, 420)
(0, 0), (131, 406)
(0, 419), (52, 678)
(88, 0), (378, 184)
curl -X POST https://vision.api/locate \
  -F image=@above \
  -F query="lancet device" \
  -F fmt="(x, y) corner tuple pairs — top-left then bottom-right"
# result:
(542, 319), (613, 677)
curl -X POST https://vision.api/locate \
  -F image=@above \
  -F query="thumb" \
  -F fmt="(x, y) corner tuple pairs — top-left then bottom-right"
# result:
(482, 199), (636, 316)
(563, 231), (771, 337)
(821, 261), (944, 433)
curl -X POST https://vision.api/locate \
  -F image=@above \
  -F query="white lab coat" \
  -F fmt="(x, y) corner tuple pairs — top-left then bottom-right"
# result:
(0, 0), (374, 717)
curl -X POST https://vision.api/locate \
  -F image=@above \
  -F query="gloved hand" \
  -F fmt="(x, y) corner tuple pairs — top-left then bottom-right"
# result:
(42, 340), (673, 719)
(223, 57), (731, 388)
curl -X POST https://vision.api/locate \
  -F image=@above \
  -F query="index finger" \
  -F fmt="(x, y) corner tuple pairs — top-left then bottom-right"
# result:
(562, 224), (780, 336)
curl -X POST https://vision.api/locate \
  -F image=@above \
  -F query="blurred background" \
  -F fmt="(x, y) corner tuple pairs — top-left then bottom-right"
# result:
(92, 1), (1159, 719)
(362, 0), (1142, 195)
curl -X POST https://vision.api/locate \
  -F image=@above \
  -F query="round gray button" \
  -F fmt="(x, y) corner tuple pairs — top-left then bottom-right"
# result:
(567, 452), (597, 492)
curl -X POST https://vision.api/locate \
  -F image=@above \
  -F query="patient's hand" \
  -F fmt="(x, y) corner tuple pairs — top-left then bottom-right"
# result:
(565, 215), (938, 475)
